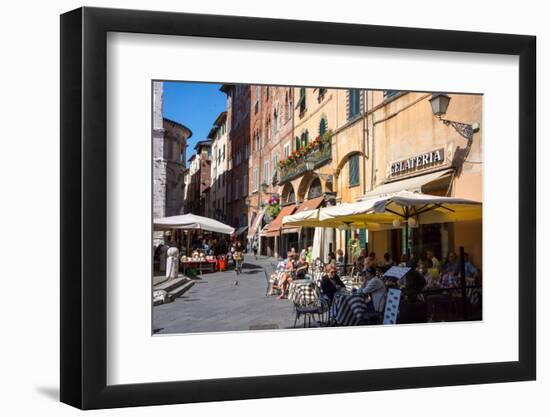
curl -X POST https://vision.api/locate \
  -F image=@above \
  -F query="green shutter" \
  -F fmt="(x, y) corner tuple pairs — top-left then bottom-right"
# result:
(359, 229), (367, 247)
(349, 154), (359, 186)
(319, 118), (327, 136)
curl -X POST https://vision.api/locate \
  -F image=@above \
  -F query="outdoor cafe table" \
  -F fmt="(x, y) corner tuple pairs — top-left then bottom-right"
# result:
(330, 289), (369, 326)
(288, 279), (319, 306)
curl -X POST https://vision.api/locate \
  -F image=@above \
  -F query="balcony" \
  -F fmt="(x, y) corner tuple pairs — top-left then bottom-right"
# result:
(278, 133), (332, 183)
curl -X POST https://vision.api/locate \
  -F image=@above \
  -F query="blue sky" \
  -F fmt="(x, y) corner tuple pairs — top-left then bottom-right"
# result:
(162, 81), (227, 164)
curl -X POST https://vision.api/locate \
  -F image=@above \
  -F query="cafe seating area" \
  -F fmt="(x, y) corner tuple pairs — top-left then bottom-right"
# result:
(266, 259), (482, 328)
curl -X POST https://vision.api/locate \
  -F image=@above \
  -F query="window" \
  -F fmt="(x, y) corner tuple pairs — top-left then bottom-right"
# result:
(301, 130), (309, 148)
(295, 136), (301, 150)
(243, 173), (248, 196)
(318, 87), (327, 101)
(252, 168), (259, 192)
(273, 108), (279, 135)
(265, 86), (269, 100)
(236, 149), (241, 165)
(283, 143), (291, 159)
(319, 117), (328, 136)
(286, 92), (292, 121)
(222, 144), (226, 160)
(298, 87), (306, 115)
(272, 154), (278, 175)
(348, 89), (361, 121)
(308, 178), (323, 199)
(263, 161), (270, 185)
(245, 142), (249, 159)
(254, 131), (260, 151)
(254, 86), (260, 113)
(349, 154), (360, 186)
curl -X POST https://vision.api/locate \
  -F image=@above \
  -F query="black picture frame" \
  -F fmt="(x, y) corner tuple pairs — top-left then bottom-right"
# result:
(60, 6), (536, 410)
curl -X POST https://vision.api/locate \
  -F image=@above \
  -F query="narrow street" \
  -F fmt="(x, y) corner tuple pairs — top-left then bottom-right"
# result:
(153, 255), (296, 334)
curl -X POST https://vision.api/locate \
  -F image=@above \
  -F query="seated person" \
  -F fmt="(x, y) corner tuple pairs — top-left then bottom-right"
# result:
(382, 252), (395, 269)
(277, 251), (296, 300)
(442, 251), (461, 275)
(320, 263), (345, 304)
(398, 270), (428, 324)
(417, 260), (439, 289)
(294, 254), (309, 280)
(354, 266), (386, 313)
(464, 253), (480, 280)
(327, 251), (337, 266)
(398, 253), (409, 267)
(336, 248), (345, 264)
(365, 252), (379, 268)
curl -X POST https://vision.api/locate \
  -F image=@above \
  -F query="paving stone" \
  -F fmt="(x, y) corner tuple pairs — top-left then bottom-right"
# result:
(153, 255), (296, 334)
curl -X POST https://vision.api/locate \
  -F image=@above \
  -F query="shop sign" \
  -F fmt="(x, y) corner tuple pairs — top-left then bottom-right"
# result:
(390, 148), (445, 176)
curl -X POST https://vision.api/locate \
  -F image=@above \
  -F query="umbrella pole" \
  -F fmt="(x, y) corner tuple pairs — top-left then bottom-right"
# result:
(405, 217), (410, 259)
(459, 246), (468, 320)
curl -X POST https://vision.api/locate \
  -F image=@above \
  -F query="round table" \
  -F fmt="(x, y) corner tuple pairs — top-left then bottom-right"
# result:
(288, 279), (319, 306)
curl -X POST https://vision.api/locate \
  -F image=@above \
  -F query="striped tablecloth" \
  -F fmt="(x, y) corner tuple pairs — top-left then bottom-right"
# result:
(331, 291), (369, 326)
(288, 279), (319, 306)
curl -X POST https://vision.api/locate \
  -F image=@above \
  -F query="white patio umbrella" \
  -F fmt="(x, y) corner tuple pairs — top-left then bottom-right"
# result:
(153, 213), (235, 235)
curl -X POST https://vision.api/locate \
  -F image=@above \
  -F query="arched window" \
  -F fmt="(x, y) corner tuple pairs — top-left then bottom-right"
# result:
(319, 117), (327, 136)
(307, 178), (322, 199)
(287, 188), (296, 204)
(273, 107), (279, 135)
(348, 154), (360, 186)
(301, 130), (309, 148)
(298, 87), (306, 114)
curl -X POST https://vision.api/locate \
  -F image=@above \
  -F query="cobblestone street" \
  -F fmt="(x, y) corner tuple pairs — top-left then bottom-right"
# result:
(153, 255), (297, 334)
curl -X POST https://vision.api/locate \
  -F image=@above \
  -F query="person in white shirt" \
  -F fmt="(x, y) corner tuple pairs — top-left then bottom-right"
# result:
(355, 266), (387, 312)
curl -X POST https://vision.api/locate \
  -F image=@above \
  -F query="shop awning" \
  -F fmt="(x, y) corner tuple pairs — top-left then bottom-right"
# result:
(247, 208), (265, 239)
(262, 205), (297, 238)
(361, 169), (454, 199)
(258, 224), (270, 237)
(282, 196), (325, 234)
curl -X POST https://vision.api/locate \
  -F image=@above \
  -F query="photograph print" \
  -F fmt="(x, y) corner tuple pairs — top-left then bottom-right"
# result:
(152, 81), (483, 335)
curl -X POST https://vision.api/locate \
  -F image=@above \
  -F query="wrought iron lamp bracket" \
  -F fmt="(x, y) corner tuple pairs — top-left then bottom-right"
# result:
(438, 116), (474, 143)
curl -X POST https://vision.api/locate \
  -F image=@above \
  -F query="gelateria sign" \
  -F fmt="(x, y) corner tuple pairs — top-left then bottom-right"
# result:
(390, 148), (445, 177)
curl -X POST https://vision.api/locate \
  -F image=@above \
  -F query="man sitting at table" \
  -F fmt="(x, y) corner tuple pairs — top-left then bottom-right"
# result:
(320, 264), (345, 305)
(354, 266), (386, 313)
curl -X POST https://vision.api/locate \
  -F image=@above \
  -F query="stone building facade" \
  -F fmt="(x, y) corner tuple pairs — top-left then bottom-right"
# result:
(221, 84), (251, 235)
(186, 140), (212, 216)
(152, 81), (192, 246)
(208, 112), (229, 222)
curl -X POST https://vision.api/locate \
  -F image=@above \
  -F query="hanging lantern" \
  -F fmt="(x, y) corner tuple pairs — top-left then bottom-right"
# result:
(392, 219), (401, 228)
(408, 217), (418, 228)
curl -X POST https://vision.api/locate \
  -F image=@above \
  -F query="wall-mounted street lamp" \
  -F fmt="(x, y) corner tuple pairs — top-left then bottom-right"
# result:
(429, 93), (480, 144)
